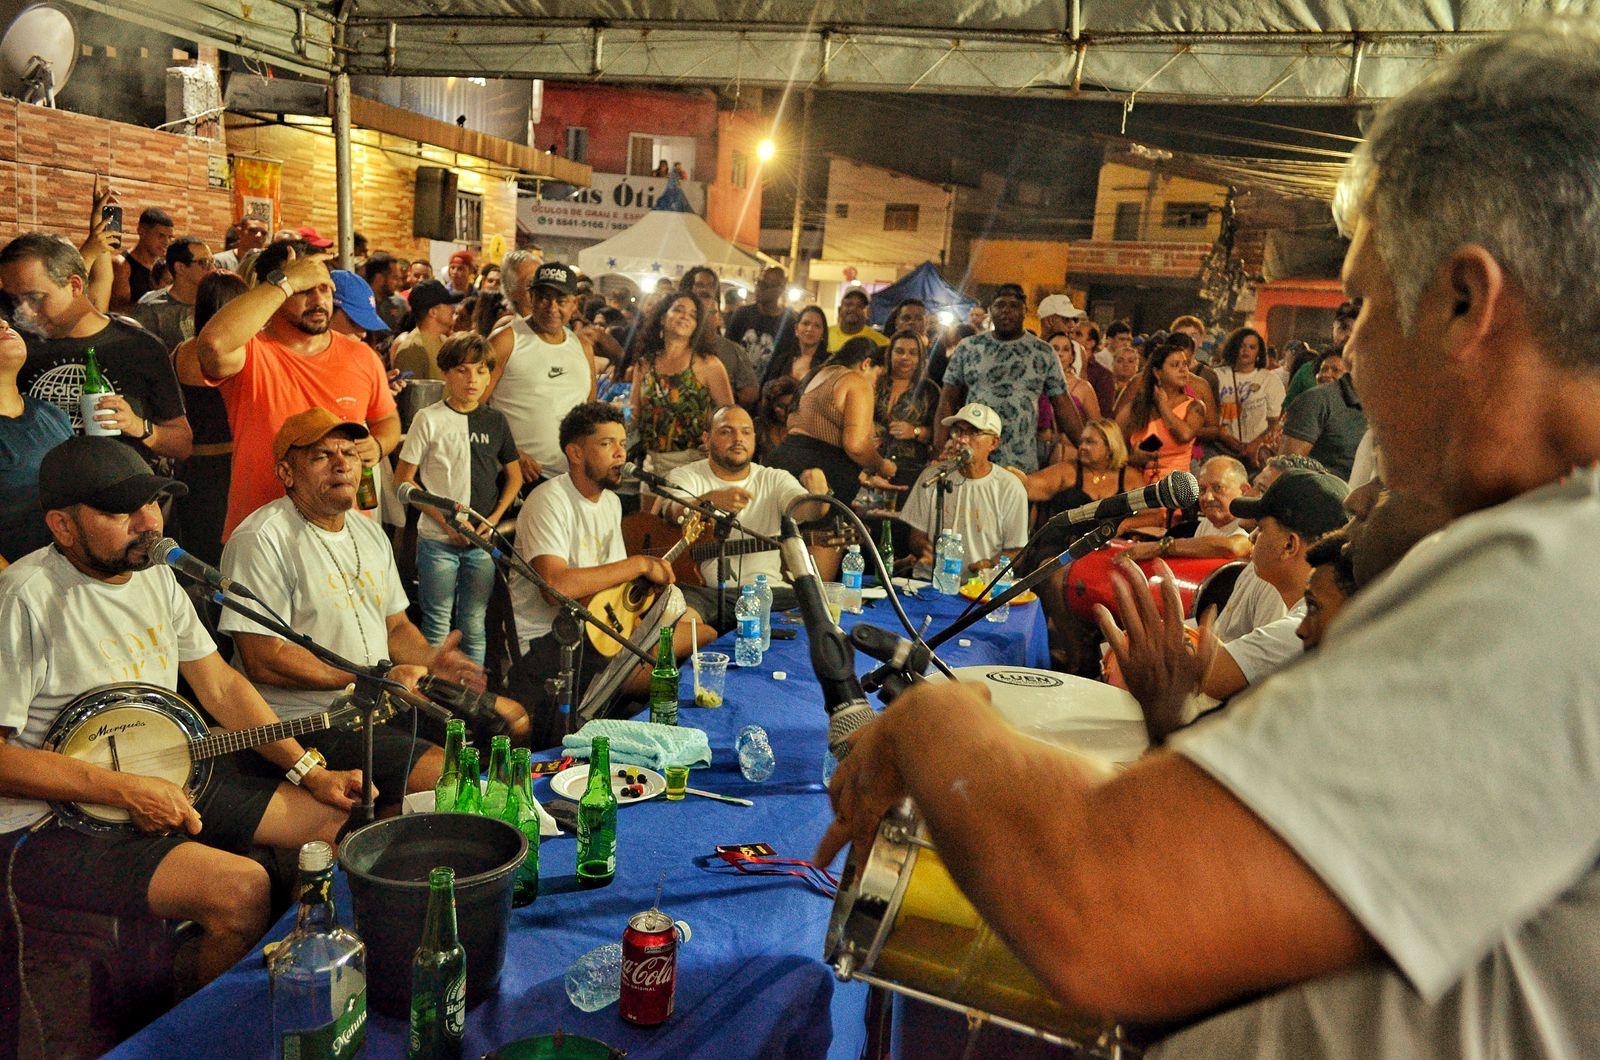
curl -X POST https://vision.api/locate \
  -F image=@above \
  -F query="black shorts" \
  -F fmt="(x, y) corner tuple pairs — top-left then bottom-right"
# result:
(238, 714), (436, 808)
(2, 767), (278, 919)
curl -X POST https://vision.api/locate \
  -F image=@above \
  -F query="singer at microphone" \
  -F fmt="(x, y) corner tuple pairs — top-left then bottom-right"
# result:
(899, 403), (1030, 582)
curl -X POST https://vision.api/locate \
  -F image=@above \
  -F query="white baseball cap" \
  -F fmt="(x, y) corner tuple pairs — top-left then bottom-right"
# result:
(941, 402), (1003, 438)
(1037, 294), (1085, 320)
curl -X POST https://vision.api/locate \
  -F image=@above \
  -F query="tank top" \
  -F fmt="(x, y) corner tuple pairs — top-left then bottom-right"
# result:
(789, 365), (849, 447)
(126, 255), (155, 305)
(1133, 396), (1196, 482)
(489, 317), (590, 475)
(638, 362), (713, 453)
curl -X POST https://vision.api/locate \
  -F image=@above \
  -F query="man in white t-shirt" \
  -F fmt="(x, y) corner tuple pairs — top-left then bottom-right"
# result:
(221, 408), (486, 805)
(0, 437), (350, 988)
(1125, 456), (1254, 563)
(661, 404), (827, 617)
(825, 35), (1600, 1051)
(900, 402), (1029, 576)
(506, 401), (707, 747)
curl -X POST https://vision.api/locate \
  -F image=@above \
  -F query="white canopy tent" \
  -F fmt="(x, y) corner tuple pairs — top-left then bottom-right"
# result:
(577, 204), (767, 287)
(59, 0), (1600, 105)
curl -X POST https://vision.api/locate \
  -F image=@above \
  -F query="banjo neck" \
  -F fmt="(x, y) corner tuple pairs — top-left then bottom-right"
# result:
(189, 710), (338, 762)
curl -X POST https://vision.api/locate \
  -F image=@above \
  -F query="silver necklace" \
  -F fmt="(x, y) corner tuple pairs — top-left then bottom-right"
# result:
(297, 506), (373, 663)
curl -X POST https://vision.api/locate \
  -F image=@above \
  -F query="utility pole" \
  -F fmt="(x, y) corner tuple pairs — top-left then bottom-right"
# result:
(786, 88), (814, 285)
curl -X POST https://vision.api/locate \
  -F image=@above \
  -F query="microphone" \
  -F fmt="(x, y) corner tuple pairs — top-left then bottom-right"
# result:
(1043, 471), (1200, 530)
(778, 514), (876, 756)
(920, 446), (973, 487)
(621, 460), (679, 494)
(149, 537), (258, 601)
(396, 481), (467, 515)
(414, 674), (513, 738)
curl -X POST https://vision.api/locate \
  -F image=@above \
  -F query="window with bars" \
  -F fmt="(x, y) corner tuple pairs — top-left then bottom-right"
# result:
(455, 191), (482, 243)
(883, 203), (919, 232)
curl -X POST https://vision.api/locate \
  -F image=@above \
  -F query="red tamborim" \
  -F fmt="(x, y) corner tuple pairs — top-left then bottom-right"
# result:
(1065, 540), (1233, 622)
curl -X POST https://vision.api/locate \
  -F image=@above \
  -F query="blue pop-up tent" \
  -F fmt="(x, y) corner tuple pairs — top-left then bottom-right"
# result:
(868, 262), (977, 329)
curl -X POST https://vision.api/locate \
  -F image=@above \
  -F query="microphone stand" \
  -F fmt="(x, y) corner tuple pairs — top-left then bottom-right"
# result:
(183, 581), (442, 833)
(858, 522), (1118, 697)
(548, 611), (583, 739)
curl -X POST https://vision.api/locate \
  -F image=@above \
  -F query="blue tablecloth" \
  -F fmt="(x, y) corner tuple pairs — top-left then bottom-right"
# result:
(109, 592), (1045, 1059)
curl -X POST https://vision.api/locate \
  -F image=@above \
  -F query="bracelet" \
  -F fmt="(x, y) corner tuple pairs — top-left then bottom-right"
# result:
(285, 748), (326, 786)
(1157, 536), (1174, 556)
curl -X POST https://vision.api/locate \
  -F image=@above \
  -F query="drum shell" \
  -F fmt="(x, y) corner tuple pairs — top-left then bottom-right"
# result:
(1065, 541), (1230, 622)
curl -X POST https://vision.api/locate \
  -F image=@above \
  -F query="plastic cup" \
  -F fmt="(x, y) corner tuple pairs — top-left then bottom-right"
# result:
(664, 765), (689, 800)
(691, 651), (728, 708)
(825, 586), (851, 627)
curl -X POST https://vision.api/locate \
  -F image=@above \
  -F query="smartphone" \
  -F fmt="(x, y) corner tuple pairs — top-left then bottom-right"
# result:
(1138, 434), (1164, 452)
(101, 203), (123, 248)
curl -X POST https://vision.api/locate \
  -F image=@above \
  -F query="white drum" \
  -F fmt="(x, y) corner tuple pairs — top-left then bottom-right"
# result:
(943, 665), (1149, 766)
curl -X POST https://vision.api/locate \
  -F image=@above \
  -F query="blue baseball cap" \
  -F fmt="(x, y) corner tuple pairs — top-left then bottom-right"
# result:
(330, 270), (389, 333)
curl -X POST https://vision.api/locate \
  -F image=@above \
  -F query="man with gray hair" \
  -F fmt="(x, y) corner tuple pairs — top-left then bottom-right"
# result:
(821, 23), (1600, 1055)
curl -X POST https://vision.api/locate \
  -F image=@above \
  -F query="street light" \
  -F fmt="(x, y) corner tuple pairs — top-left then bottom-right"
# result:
(756, 138), (776, 162)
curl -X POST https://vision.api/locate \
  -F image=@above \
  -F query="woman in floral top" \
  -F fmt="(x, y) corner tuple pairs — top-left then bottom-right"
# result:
(630, 292), (734, 486)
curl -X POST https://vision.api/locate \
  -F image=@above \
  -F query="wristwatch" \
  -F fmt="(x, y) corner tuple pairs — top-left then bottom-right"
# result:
(285, 748), (326, 786)
(137, 418), (155, 441)
(265, 268), (295, 299)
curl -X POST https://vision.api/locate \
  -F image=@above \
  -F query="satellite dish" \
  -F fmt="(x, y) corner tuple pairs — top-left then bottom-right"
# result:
(0, 5), (78, 107)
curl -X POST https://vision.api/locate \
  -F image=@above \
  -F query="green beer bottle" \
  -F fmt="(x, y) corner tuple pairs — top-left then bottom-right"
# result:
(507, 747), (540, 907)
(433, 719), (466, 812)
(79, 345), (119, 437)
(575, 736), (617, 888)
(269, 841), (368, 1059)
(452, 746), (482, 815)
(481, 735), (513, 818)
(355, 465), (379, 510)
(878, 517), (896, 588)
(407, 867), (466, 1060)
(648, 625), (678, 726)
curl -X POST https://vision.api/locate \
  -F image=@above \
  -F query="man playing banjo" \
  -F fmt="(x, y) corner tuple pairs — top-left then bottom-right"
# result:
(0, 436), (353, 987)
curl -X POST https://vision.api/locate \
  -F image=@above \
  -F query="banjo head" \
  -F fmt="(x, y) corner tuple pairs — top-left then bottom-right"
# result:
(43, 683), (210, 833)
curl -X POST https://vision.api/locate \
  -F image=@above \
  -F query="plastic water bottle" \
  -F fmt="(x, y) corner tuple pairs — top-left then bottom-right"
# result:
(734, 584), (763, 667)
(935, 530), (965, 595)
(986, 554), (1012, 624)
(753, 574), (773, 651)
(841, 545), (865, 614)
(736, 725), (776, 782)
(564, 943), (623, 1012)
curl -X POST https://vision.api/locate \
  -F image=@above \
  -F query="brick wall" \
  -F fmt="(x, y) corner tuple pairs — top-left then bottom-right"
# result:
(1069, 240), (1212, 278)
(223, 117), (518, 263)
(0, 99), (231, 245)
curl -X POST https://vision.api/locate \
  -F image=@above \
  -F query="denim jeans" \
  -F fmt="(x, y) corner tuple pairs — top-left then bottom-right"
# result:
(415, 535), (496, 664)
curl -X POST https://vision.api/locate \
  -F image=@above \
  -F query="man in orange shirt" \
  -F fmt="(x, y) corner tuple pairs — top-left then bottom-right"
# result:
(185, 243), (399, 540)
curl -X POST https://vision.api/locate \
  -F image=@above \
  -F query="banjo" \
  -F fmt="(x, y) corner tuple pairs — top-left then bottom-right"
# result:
(41, 682), (387, 834)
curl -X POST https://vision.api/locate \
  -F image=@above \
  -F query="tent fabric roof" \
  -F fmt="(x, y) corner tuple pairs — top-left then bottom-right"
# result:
(62, 0), (1599, 104)
(576, 207), (766, 283)
(867, 262), (975, 329)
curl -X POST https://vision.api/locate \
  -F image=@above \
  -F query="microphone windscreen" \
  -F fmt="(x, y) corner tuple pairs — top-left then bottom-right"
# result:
(1159, 470), (1201, 510)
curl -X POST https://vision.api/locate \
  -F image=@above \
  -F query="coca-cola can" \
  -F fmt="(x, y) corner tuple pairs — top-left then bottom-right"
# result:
(620, 908), (678, 1025)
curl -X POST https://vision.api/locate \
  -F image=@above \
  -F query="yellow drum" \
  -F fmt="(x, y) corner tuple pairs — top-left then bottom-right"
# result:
(825, 800), (1135, 1057)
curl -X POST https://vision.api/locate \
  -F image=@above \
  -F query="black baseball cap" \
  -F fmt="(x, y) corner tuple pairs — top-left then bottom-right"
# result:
(409, 278), (465, 316)
(38, 436), (187, 513)
(1230, 470), (1350, 539)
(530, 261), (578, 296)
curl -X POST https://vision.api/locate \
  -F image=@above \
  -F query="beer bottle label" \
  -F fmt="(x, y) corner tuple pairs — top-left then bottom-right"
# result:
(444, 972), (467, 1037)
(282, 990), (367, 1060)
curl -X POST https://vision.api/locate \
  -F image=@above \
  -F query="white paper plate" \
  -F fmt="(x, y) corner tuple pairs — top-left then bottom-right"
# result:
(549, 763), (665, 804)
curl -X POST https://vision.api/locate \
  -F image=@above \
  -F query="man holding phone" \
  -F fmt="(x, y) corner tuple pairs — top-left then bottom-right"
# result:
(109, 206), (175, 312)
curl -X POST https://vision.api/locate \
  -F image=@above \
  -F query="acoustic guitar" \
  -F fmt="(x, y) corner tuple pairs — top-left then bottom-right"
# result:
(585, 512), (703, 656)
(42, 682), (392, 834)
(619, 511), (856, 588)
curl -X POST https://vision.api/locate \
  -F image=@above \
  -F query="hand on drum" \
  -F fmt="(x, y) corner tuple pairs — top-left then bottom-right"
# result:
(814, 680), (996, 867)
(1093, 556), (1218, 744)
(121, 773), (203, 837)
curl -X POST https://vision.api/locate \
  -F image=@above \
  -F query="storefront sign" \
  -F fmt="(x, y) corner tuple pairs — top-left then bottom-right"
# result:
(519, 173), (705, 238)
